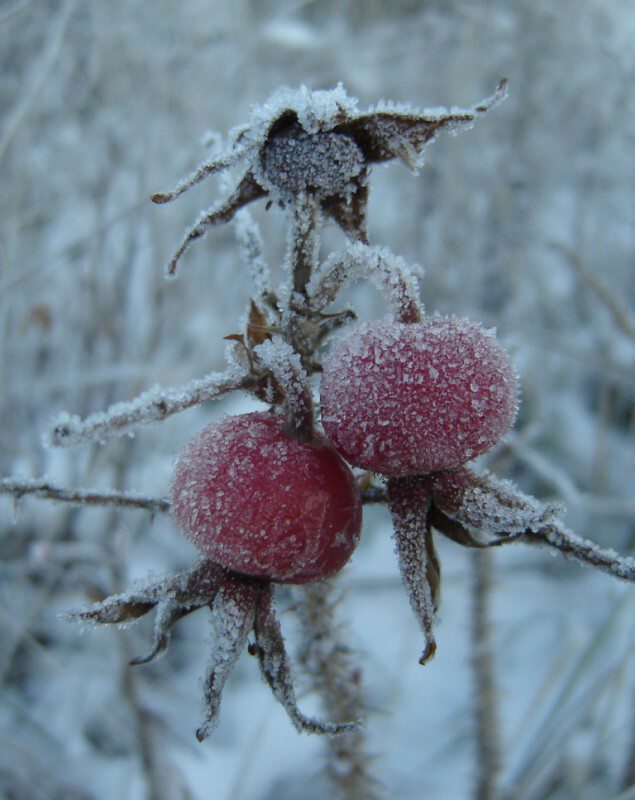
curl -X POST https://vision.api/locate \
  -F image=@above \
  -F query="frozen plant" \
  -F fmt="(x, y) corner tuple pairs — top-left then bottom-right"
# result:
(3, 81), (634, 797)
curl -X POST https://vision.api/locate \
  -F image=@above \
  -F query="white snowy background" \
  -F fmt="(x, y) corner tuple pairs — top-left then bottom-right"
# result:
(1, 1), (634, 799)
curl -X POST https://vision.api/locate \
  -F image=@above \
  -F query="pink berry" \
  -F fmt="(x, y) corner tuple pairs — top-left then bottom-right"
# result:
(171, 412), (362, 583)
(320, 317), (519, 476)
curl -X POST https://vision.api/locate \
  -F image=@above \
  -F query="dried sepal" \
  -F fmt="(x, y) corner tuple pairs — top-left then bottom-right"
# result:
(431, 466), (560, 539)
(65, 559), (224, 643)
(151, 145), (249, 204)
(387, 477), (438, 664)
(433, 468), (635, 581)
(196, 577), (260, 741)
(338, 79), (508, 170)
(253, 585), (359, 735)
(166, 172), (266, 276)
(155, 83), (505, 273)
(321, 174), (369, 243)
(128, 599), (189, 665)
(246, 299), (273, 348)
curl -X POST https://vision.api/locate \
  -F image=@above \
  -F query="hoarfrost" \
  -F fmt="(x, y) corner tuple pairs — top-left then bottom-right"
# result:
(254, 586), (358, 735)
(309, 242), (423, 322)
(197, 581), (257, 740)
(49, 366), (248, 447)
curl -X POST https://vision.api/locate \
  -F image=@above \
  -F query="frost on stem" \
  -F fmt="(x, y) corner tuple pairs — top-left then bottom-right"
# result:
(233, 209), (276, 309)
(49, 367), (248, 447)
(253, 586), (359, 736)
(253, 337), (314, 438)
(308, 242), (423, 323)
(387, 477), (439, 665)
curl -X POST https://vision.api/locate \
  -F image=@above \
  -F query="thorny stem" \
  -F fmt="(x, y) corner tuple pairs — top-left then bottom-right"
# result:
(295, 581), (382, 800)
(470, 550), (501, 800)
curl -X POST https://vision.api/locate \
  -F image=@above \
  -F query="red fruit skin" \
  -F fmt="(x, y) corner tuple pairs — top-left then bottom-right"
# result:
(170, 412), (362, 583)
(320, 317), (519, 476)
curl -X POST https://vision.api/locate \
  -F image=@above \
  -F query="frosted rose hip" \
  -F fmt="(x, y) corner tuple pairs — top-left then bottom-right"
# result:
(171, 412), (362, 583)
(320, 317), (519, 476)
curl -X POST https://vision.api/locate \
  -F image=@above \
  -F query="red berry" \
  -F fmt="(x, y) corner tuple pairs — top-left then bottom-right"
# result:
(320, 317), (518, 476)
(171, 412), (362, 583)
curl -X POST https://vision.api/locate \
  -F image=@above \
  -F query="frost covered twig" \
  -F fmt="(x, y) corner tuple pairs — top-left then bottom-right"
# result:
(0, 477), (170, 514)
(295, 580), (382, 799)
(49, 368), (250, 447)
(470, 550), (501, 800)
(309, 242), (423, 323)
(254, 337), (314, 439)
(234, 209), (278, 311)
(525, 523), (635, 582)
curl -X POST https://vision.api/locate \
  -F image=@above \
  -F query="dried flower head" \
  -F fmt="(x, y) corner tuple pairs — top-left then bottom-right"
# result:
(152, 80), (508, 274)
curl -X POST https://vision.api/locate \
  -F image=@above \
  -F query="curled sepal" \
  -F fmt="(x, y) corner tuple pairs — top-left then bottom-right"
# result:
(253, 585), (360, 736)
(339, 79), (508, 170)
(151, 145), (249, 204)
(431, 466), (562, 542)
(387, 477), (438, 664)
(166, 172), (266, 276)
(433, 468), (635, 582)
(196, 576), (260, 741)
(64, 560), (225, 658)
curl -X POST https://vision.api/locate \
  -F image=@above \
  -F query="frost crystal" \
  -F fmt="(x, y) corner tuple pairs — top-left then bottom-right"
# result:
(309, 242), (423, 323)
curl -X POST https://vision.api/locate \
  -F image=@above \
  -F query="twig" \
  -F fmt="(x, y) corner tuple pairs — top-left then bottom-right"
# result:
(295, 580), (382, 800)
(49, 368), (250, 447)
(0, 477), (170, 514)
(470, 550), (501, 800)
(525, 522), (635, 582)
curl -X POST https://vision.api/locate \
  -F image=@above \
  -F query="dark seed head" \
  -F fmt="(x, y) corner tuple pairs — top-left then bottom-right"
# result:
(260, 128), (364, 199)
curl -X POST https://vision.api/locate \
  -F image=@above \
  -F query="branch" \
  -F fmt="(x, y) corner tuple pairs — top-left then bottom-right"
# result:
(49, 368), (250, 447)
(525, 522), (635, 582)
(0, 477), (170, 514)
(470, 550), (501, 800)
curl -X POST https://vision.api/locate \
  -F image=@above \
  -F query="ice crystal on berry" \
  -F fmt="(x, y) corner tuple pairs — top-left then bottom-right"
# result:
(321, 316), (519, 476)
